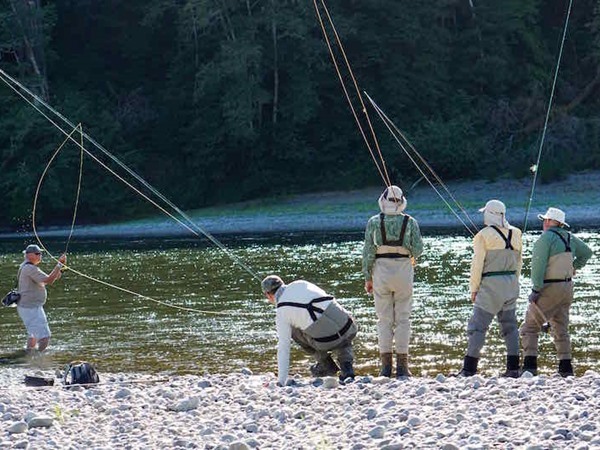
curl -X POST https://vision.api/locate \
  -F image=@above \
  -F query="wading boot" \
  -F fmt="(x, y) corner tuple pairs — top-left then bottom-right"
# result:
(339, 361), (355, 382)
(501, 355), (520, 378)
(396, 353), (412, 378)
(457, 355), (478, 377)
(521, 356), (538, 376)
(310, 355), (339, 377)
(379, 353), (393, 378)
(558, 359), (574, 377)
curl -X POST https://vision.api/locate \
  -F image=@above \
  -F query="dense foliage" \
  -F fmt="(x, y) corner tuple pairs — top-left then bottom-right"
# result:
(1, 0), (599, 229)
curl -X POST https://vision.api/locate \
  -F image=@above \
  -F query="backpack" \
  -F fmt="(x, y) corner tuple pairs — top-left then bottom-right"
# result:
(63, 361), (100, 386)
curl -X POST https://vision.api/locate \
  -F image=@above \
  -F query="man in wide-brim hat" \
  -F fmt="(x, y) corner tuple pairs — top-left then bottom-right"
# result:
(520, 207), (592, 377)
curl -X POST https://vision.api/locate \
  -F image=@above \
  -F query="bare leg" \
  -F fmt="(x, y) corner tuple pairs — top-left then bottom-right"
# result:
(37, 337), (50, 353)
(27, 337), (37, 352)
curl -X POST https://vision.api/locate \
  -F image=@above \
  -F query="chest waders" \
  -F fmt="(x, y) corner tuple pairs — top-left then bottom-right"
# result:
(373, 213), (414, 378)
(522, 229), (575, 377)
(276, 296), (356, 351)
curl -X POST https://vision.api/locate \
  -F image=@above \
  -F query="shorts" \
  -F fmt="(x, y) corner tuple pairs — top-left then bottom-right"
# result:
(17, 306), (51, 340)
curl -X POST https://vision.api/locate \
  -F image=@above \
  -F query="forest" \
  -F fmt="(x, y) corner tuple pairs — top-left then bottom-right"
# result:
(0, 0), (599, 229)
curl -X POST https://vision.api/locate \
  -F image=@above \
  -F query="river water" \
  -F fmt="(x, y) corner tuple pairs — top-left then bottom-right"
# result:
(0, 230), (598, 378)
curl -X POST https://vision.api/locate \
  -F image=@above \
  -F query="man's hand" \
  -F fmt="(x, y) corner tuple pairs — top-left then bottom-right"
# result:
(470, 292), (477, 304)
(58, 254), (67, 265)
(365, 280), (373, 295)
(528, 290), (541, 304)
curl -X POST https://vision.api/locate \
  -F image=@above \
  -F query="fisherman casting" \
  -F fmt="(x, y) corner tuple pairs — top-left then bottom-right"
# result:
(362, 186), (423, 378)
(16, 245), (67, 354)
(458, 200), (523, 377)
(520, 207), (592, 377)
(261, 275), (357, 386)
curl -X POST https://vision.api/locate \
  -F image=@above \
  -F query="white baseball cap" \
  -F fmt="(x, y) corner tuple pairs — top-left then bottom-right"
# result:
(538, 207), (569, 227)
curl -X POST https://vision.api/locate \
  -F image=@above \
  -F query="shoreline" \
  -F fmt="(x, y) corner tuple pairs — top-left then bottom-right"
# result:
(1, 367), (599, 449)
(1, 172), (599, 241)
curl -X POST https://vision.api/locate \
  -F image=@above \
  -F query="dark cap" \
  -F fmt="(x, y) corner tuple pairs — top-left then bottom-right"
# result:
(24, 244), (43, 254)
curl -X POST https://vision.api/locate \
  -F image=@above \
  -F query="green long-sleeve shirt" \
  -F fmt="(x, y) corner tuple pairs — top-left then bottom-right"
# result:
(530, 226), (593, 291)
(362, 213), (423, 280)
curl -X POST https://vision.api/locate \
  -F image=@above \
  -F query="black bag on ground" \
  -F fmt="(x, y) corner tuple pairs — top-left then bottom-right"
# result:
(2, 289), (20, 307)
(63, 361), (100, 386)
(24, 375), (55, 387)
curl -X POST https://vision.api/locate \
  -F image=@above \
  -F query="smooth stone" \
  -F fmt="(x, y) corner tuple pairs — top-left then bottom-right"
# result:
(241, 368), (253, 376)
(198, 380), (212, 388)
(371, 377), (391, 385)
(8, 421), (28, 434)
(435, 374), (446, 383)
(322, 377), (339, 389)
(114, 388), (131, 399)
(441, 444), (459, 450)
(368, 425), (385, 439)
(244, 422), (258, 433)
(415, 386), (427, 396)
(407, 417), (421, 427)
(28, 416), (53, 428)
(168, 397), (199, 412)
(366, 408), (377, 420)
(381, 443), (403, 450)
(229, 441), (250, 450)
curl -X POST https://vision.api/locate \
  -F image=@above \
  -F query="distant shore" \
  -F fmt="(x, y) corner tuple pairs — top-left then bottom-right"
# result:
(1, 171), (599, 241)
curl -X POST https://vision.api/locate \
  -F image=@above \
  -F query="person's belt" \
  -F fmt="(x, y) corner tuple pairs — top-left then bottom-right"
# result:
(375, 253), (410, 259)
(544, 278), (572, 283)
(482, 270), (517, 278)
(314, 318), (354, 343)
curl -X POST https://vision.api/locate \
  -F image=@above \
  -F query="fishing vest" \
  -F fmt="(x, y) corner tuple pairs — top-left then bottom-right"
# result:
(481, 226), (518, 278)
(277, 296), (356, 350)
(375, 213), (410, 259)
(543, 229), (574, 284)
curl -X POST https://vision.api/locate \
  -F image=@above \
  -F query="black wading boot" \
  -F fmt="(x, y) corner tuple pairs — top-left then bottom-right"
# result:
(339, 361), (355, 382)
(379, 353), (393, 378)
(521, 355), (538, 376)
(310, 355), (339, 377)
(396, 353), (412, 378)
(457, 355), (478, 377)
(501, 355), (520, 378)
(558, 359), (574, 377)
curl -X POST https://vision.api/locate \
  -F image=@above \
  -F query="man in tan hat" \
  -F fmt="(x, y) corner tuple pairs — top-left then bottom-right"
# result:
(261, 275), (357, 386)
(457, 200), (523, 377)
(16, 244), (66, 354)
(520, 207), (592, 376)
(362, 185), (423, 378)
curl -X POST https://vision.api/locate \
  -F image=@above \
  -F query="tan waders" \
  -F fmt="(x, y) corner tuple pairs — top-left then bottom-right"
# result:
(520, 232), (575, 376)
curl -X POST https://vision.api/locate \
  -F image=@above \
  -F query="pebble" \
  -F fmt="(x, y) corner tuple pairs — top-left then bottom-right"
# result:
(27, 416), (53, 428)
(368, 425), (385, 439)
(8, 421), (28, 433)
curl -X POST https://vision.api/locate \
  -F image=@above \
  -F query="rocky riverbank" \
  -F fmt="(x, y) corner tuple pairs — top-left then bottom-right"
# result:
(1, 367), (599, 449)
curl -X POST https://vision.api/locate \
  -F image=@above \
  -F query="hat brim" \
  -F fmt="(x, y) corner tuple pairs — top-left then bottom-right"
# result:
(478, 206), (486, 212)
(538, 214), (569, 227)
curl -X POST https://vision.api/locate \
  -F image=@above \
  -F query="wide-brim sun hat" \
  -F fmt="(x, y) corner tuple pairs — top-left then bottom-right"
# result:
(478, 199), (506, 214)
(538, 207), (569, 227)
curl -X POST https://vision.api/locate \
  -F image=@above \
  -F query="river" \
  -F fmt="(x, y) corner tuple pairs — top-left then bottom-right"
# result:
(0, 230), (598, 377)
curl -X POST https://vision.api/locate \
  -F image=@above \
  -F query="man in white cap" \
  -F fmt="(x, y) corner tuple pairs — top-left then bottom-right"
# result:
(457, 200), (523, 377)
(520, 207), (592, 376)
(261, 275), (357, 386)
(362, 185), (423, 378)
(16, 244), (66, 354)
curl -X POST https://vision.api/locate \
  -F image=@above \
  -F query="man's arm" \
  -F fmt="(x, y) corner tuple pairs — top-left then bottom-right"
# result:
(362, 219), (376, 281)
(408, 218), (424, 259)
(469, 232), (486, 295)
(275, 313), (292, 386)
(572, 234), (593, 271)
(530, 234), (551, 291)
